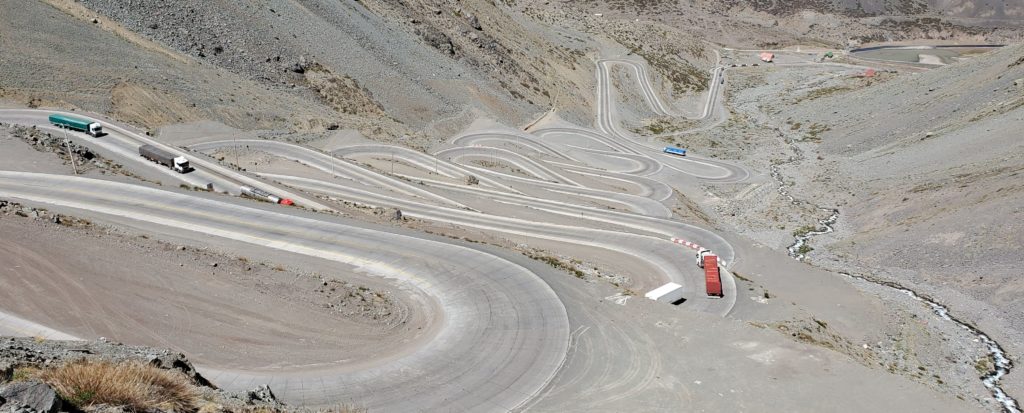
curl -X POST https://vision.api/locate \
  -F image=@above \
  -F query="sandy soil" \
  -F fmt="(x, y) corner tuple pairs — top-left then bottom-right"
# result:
(0, 214), (439, 372)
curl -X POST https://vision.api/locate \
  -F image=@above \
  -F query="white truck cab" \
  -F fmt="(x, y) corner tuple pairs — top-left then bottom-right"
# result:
(172, 156), (191, 173)
(87, 122), (103, 137)
(696, 248), (713, 268)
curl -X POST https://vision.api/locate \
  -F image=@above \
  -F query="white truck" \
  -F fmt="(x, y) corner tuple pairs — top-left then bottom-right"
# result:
(139, 144), (191, 173)
(645, 282), (686, 304)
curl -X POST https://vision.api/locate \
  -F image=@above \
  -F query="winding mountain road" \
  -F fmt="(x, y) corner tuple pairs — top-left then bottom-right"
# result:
(0, 171), (570, 411)
(0, 48), (750, 410)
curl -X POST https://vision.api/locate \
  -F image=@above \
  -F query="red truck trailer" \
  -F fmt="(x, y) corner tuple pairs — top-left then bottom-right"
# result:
(704, 255), (723, 297)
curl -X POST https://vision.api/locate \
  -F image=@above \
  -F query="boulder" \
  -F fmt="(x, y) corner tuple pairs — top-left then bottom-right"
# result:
(0, 361), (12, 381)
(290, 55), (309, 74)
(465, 175), (479, 185)
(416, 26), (454, 56)
(245, 384), (277, 405)
(0, 381), (61, 413)
(146, 353), (212, 387)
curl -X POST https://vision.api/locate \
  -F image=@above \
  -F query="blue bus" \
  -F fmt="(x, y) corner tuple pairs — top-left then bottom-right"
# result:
(663, 147), (687, 156)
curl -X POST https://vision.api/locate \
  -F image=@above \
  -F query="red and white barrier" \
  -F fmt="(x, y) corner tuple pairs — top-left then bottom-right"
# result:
(670, 237), (702, 250)
(670, 237), (728, 267)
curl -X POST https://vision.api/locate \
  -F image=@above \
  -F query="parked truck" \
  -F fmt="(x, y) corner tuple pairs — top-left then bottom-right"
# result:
(49, 114), (103, 137)
(704, 255), (723, 297)
(645, 282), (686, 305)
(240, 185), (294, 206)
(139, 144), (191, 173)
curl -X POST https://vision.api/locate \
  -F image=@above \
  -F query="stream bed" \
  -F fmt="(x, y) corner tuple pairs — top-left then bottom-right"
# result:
(771, 159), (1020, 413)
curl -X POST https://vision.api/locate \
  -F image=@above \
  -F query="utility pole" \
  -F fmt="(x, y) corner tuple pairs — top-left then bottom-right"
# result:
(233, 135), (239, 168)
(62, 128), (78, 175)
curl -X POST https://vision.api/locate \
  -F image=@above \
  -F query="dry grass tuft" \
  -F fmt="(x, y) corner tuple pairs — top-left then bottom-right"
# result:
(37, 359), (199, 411)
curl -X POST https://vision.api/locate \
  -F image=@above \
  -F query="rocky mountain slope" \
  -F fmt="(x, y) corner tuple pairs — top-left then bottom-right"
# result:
(5, 0), (1017, 143)
(759, 43), (1024, 392)
(547, 0), (1022, 49)
(70, 0), (610, 131)
(0, 1), (338, 131)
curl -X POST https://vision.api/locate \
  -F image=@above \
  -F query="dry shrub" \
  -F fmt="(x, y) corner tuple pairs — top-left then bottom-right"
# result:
(37, 359), (198, 412)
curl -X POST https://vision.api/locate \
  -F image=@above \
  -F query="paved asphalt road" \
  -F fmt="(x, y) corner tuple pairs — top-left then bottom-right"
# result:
(0, 171), (570, 412)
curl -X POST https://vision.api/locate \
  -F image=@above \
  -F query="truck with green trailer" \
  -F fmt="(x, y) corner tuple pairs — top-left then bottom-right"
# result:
(49, 114), (103, 137)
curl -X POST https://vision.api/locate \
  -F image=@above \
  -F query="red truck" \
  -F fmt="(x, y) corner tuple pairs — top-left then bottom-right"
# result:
(704, 255), (723, 297)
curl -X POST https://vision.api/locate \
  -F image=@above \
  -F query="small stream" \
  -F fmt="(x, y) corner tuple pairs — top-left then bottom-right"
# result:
(769, 163), (839, 260)
(771, 160), (1020, 413)
(836, 270), (1021, 413)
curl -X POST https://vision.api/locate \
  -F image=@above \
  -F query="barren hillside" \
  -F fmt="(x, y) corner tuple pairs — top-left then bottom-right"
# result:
(789, 44), (1024, 319)
(695, 44), (1024, 401)
(0, 1), (344, 131)
(70, 0), (606, 130)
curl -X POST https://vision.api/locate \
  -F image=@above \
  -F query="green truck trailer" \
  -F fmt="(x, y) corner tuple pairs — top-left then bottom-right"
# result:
(49, 114), (103, 137)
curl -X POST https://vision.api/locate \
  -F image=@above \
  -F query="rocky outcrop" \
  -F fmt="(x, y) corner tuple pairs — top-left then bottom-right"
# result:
(245, 385), (280, 407)
(0, 337), (298, 413)
(0, 381), (61, 413)
(374, 207), (404, 221)
(0, 201), (93, 228)
(415, 25), (455, 56)
(0, 337), (209, 388)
